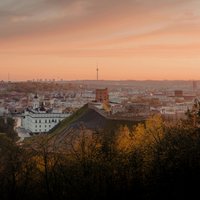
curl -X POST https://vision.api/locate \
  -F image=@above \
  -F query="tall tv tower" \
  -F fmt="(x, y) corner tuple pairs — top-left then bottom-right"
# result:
(96, 65), (99, 81)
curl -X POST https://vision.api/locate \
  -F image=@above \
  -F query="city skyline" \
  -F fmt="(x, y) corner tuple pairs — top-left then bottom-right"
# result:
(1, 0), (200, 81)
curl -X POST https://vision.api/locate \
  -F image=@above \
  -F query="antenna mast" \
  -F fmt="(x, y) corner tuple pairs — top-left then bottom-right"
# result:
(96, 65), (99, 81)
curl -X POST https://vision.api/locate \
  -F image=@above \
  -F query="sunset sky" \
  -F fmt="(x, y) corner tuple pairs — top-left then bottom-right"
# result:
(1, 0), (200, 81)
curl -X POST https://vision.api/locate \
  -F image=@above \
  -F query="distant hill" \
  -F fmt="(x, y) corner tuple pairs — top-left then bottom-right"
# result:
(25, 104), (144, 150)
(50, 103), (142, 135)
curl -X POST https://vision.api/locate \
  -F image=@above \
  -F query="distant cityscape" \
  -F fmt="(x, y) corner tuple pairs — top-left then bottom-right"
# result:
(0, 79), (199, 140)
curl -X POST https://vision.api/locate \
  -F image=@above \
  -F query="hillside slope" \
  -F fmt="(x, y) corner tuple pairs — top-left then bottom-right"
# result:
(51, 104), (143, 136)
(24, 104), (145, 151)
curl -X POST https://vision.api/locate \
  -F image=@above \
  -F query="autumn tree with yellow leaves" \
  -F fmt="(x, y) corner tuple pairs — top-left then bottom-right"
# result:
(1, 113), (200, 200)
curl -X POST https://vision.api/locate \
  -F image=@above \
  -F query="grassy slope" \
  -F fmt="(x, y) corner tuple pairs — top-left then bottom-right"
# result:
(49, 104), (89, 135)
(51, 103), (143, 136)
(24, 104), (144, 145)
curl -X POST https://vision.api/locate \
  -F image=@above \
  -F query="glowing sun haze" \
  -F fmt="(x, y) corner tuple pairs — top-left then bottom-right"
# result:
(1, 0), (200, 81)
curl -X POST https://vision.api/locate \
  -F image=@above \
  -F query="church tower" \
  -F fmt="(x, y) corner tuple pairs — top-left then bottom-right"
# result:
(33, 94), (40, 109)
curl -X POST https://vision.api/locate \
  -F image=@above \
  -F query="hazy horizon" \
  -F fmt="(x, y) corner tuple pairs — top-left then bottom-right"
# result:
(1, 0), (200, 80)
(3, 79), (200, 82)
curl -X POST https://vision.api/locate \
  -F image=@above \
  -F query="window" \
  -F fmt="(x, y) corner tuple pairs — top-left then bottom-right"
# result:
(39, 120), (41, 123)
(35, 120), (37, 123)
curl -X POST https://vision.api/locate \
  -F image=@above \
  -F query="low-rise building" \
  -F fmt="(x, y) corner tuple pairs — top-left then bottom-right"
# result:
(22, 95), (70, 134)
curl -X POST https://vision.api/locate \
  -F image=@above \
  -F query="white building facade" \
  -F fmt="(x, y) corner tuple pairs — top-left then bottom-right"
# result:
(22, 95), (70, 133)
(22, 110), (70, 133)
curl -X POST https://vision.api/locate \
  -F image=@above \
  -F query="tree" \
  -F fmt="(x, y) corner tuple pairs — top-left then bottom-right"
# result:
(0, 134), (23, 200)
(115, 125), (134, 153)
(186, 98), (200, 127)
